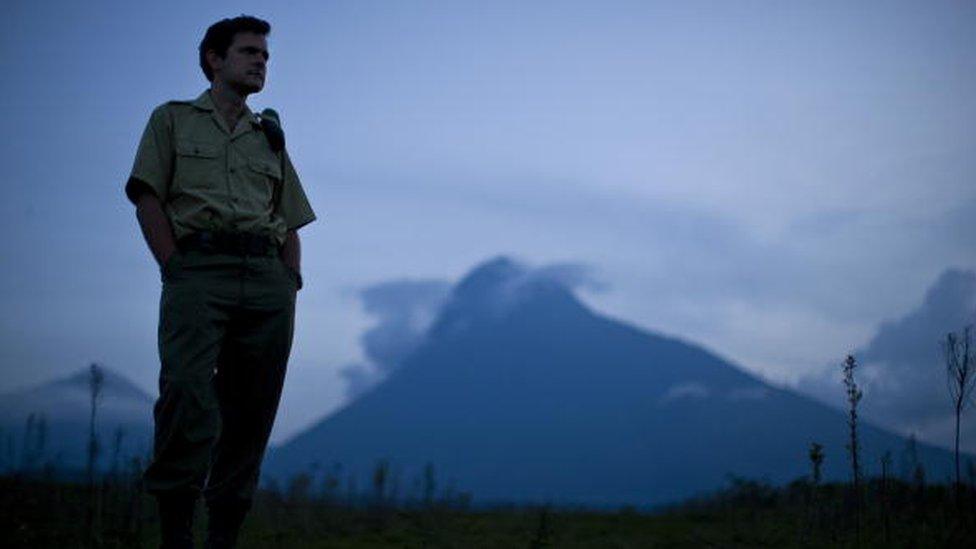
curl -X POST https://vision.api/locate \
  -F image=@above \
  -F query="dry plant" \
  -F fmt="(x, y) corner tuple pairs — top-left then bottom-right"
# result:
(943, 325), (974, 496)
(842, 354), (863, 540)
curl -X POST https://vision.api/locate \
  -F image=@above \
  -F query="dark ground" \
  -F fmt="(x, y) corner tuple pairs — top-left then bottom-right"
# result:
(2, 472), (974, 548)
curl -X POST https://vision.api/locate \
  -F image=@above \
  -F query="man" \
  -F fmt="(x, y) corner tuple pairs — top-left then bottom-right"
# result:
(125, 16), (316, 548)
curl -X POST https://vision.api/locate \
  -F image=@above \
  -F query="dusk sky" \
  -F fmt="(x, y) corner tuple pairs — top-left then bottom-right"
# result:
(2, 0), (974, 444)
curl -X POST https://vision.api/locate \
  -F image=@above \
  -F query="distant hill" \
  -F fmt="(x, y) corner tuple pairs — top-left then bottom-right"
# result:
(0, 366), (153, 476)
(265, 257), (961, 509)
(798, 268), (976, 454)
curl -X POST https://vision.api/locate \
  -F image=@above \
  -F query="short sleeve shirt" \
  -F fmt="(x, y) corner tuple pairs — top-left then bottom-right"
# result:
(126, 90), (316, 246)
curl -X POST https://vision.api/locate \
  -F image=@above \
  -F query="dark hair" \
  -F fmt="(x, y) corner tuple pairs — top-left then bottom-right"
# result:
(199, 15), (271, 82)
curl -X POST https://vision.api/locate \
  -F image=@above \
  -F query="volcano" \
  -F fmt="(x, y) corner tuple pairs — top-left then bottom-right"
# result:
(265, 257), (957, 509)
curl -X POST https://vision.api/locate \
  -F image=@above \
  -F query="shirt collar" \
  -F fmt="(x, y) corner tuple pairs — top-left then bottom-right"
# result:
(192, 89), (263, 131)
(191, 90), (216, 111)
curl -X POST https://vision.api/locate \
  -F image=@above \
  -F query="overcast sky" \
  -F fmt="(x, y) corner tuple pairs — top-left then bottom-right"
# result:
(2, 0), (974, 443)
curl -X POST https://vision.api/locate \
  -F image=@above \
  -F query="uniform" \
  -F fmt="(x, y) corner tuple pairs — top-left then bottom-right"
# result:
(126, 90), (315, 511)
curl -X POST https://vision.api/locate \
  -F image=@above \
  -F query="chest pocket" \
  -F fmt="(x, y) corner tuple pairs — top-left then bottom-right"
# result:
(246, 157), (283, 206)
(174, 140), (221, 190)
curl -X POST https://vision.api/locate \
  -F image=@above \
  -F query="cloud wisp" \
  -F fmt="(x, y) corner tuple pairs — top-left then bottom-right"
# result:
(338, 279), (452, 399)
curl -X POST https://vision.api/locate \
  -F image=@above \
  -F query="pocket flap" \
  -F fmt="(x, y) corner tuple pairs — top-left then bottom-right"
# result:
(176, 141), (220, 158)
(249, 158), (282, 179)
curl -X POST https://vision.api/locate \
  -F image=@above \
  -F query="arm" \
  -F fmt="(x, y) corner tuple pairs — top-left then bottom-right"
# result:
(273, 148), (313, 290)
(133, 185), (178, 268)
(279, 229), (303, 290)
(128, 105), (176, 267)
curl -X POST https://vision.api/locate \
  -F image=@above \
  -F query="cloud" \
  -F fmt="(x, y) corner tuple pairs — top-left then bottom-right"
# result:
(797, 268), (976, 452)
(659, 382), (710, 405)
(863, 269), (976, 368)
(340, 258), (609, 400)
(339, 279), (452, 399)
(359, 280), (453, 371)
(486, 259), (607, 316)
(531, 262), (608, 294)
(337, 362), (383, 401)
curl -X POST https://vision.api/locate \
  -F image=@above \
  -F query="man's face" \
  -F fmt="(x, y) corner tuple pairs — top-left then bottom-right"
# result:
(209, 32), (269, 94)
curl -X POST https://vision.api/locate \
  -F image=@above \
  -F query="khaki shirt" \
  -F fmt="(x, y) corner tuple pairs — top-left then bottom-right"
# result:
(126, 90), (316, 246)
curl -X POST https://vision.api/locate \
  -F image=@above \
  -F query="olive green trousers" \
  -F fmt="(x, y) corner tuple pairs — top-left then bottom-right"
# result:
(143, 248), (299, 507)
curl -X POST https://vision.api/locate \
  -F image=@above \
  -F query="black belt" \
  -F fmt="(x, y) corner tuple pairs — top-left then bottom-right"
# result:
(177, 231), (278, 256)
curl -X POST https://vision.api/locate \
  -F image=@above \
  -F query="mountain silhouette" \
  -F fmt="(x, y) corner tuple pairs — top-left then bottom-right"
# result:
(265, 256), (959, 509)
(0, 366), (153, 476)
(798, 267), (976, 454)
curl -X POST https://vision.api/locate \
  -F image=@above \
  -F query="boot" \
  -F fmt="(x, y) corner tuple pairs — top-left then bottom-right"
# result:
(204, 498), (250, 549)
(157, 492), (197, 549)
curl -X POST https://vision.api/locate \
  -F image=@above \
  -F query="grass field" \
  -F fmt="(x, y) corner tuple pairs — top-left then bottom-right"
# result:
(2, 472), (974, 548)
